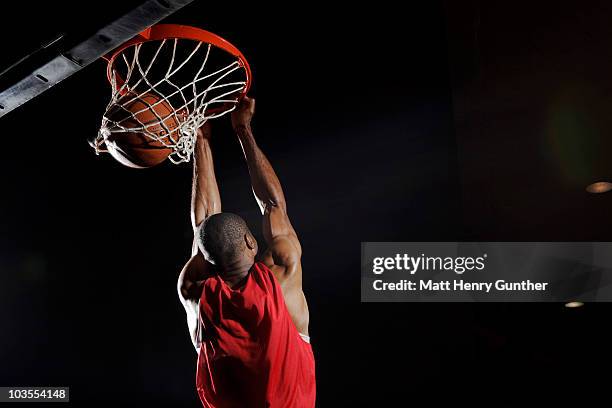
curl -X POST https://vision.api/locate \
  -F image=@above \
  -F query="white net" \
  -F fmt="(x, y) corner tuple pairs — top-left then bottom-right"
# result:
(91, 37), (249, 164)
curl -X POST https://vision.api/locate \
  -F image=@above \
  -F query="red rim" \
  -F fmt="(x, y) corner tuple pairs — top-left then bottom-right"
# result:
(105, 24), (252, 97)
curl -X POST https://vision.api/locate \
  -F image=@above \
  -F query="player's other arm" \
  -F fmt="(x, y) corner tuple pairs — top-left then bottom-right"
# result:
(232, 97), (308, 333)
(232, 97), (301, 259)
(190, 122), (221, 254)
(177, 123), (220, 349)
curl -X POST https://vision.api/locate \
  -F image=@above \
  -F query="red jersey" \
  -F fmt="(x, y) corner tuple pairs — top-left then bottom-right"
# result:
(196, 262), (316, 408)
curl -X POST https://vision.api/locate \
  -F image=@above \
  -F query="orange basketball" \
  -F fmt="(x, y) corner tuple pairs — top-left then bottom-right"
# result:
(104, 92), (182, 168)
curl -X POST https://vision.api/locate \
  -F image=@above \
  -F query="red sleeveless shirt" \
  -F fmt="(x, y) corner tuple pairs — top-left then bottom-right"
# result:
(196, 262), (316, 408)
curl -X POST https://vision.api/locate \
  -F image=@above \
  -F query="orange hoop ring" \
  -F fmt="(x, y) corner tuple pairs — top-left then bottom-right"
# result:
(104, 24), (252, 97)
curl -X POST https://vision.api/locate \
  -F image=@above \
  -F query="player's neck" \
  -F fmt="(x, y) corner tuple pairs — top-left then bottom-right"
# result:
(217, 259), (253, 288)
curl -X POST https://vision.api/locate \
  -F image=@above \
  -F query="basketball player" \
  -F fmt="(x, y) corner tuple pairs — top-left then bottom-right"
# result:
(177, 96), (316, 407)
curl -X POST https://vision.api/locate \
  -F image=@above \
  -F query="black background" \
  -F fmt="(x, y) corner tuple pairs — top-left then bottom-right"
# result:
(1, 1), (610, 406)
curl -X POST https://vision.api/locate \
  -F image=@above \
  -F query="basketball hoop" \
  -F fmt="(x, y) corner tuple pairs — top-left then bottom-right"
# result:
(90, 24), (252, 164)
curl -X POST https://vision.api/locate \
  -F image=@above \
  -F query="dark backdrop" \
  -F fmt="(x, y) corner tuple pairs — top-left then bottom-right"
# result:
(0, 1), (609, 407)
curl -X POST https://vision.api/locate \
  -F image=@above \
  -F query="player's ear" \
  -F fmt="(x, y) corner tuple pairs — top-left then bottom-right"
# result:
(245, 233), (256, 251)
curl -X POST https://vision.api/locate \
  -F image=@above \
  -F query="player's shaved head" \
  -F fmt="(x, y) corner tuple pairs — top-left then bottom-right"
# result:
(198, 213), (256, 266)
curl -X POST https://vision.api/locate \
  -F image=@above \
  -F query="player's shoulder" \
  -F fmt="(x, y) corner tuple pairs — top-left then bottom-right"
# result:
(266, 235), (302, 264)
(259, 256), (300, 274)
(260, 243), (302, 286)
(178, 253), (211, 302)
(180, 253), (207, 278)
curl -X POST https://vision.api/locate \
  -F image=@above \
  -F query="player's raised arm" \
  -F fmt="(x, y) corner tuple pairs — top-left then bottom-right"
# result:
(178, 122), (220, 349)
(233, 97), (308, 336)
(190, 122), (222, 255)
(232, 97), (302, 273)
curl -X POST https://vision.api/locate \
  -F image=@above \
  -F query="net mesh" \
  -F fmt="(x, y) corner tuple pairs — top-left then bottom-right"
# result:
(91, 38), (248, 164)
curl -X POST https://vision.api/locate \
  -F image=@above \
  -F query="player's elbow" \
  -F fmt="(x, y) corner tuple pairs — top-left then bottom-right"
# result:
(261, 191), (286, 212)
(263, 199), (288, 219)
(275, 198), (287, 212)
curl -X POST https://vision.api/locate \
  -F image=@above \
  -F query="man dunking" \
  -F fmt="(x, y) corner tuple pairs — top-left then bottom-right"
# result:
(177, 96), (316, 408)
